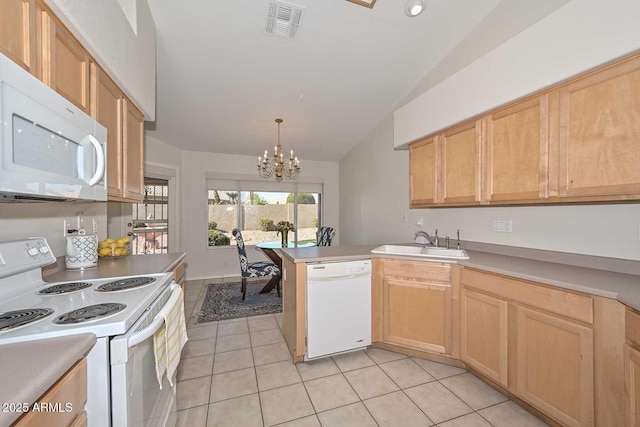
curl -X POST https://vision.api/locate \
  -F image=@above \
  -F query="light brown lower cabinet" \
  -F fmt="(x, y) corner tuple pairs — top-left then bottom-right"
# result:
(382, 277), (452, 354)
(460, 267), (600, 426)
(515, 305), (594, 427)
(377, 260), (453, 355)
(625, 344), (640, 427)
(460, 288), (508, 387)
(172, 260), (186, 289)
(14, 357), (87, 427)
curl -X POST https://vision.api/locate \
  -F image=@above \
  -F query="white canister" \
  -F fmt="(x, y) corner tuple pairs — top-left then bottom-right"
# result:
(65, 234), (98, 270)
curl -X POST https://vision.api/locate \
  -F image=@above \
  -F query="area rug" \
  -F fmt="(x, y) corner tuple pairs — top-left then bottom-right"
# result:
(195, 279), (282, 323)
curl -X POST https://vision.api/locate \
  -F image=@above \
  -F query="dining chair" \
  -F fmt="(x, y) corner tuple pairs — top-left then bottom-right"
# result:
(316, 226), (335, 246)
(231, 229), (282, 300)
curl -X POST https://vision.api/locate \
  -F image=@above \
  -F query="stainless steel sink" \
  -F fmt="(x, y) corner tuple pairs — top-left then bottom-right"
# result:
(371, 245), (469, 262)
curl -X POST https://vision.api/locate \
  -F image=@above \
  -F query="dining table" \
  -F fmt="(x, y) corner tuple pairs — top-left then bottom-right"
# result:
(255, 241), (315, 294)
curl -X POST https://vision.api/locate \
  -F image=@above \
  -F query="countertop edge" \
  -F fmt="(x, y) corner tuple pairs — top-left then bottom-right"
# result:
(163, 253), (187, 273)
(280, 244), (640, 311)
(0, 333), (96, 426)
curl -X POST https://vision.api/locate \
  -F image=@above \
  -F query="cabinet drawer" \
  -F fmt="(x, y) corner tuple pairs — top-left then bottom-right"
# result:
(461, 268), (593, 324)
(626, 308), (640, 349)
(382, 259), (450, 283)
(15, 358), (87, 427)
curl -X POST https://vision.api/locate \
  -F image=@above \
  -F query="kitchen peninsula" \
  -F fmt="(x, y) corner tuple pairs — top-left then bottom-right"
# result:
(281, 242), (640, 427)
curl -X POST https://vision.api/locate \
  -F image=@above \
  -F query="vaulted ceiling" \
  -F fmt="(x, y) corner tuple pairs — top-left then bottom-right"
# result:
(146, 0), (572, 161)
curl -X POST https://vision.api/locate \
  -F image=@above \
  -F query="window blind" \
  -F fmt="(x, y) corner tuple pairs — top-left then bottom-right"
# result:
(205, 172), (323, 194)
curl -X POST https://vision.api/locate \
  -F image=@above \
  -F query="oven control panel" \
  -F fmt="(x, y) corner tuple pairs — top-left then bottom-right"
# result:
(0, 238), (55, 277)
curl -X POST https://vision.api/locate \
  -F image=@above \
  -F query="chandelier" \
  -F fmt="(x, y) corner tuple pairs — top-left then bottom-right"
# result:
(257, 118), (301, 181)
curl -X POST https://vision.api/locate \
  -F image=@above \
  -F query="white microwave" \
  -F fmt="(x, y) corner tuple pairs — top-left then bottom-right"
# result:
(0, 53), (107, 202)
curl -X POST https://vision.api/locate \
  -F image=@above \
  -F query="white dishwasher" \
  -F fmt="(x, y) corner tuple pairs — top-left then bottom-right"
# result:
(306, 259), (372, 360)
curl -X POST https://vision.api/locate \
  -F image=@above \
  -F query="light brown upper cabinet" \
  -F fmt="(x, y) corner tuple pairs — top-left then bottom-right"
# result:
(0, 0), (36, 72)
(122, 99), (145, 202)
(91, 65), (125, 199)
(484, 95), (549, 203)
(92, 65), (145, 203)
(441, 120), (482, 205)
(409, 136), (438, 206)
(552, 55), (640, 200)
(409, 51), (640, 207)
(37, 1), (91, 113)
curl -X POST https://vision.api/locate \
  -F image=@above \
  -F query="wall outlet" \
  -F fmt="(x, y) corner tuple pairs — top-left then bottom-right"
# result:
(63, 219), (75, 236)
(493, 219), (513, 233)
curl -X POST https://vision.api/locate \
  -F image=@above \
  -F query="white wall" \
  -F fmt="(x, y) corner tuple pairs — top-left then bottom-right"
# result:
(340, 0), (640, 262)
(394, 0), (640, 147)
(44, 0), (156, 119)
(145, 136), (182, 169)
(0, 202), (107, 258)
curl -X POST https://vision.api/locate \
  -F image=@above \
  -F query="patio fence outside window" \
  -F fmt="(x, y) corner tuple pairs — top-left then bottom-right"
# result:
(132, 178), (169, 255)
(207, 190), (321, 247)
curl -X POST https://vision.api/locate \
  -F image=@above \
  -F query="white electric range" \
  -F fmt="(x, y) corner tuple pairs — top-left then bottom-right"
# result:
(0, 238), (181, 427)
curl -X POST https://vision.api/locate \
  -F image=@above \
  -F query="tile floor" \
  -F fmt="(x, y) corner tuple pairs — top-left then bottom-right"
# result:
(179, 279), (549, 427)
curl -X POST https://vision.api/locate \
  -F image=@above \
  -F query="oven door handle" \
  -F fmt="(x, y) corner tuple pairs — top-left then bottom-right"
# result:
(127, 284), (180, 348)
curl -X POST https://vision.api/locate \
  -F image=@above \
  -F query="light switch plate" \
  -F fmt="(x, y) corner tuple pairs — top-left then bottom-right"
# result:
(493, 219), (512, 233)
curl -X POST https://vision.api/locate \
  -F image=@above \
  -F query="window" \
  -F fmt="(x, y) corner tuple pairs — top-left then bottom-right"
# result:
(131, 178), (169, 254)
(206, 176), (322, 247)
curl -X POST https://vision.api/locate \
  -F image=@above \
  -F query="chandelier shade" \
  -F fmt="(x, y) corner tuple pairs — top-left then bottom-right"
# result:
(257, 118), (301, 181)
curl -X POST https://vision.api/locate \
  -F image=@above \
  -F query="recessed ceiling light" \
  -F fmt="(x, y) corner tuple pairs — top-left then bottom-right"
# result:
(405, 0), (425, 17)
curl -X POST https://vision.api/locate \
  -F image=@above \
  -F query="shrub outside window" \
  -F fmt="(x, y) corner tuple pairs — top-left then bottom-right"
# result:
(207, 190), (320, 247)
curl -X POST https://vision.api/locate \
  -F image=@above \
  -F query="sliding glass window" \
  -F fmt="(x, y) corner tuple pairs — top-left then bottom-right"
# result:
(206, 179), (322, 247)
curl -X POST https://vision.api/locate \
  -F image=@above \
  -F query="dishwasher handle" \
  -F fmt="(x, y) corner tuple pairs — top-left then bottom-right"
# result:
(307, 272), (371, 282)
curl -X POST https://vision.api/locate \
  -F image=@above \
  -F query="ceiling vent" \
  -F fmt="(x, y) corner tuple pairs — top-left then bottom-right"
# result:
(265, 1), (304, 40)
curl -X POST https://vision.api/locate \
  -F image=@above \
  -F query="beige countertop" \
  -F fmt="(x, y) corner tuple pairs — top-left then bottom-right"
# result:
(44, 252), (186, 283)
(281, 245), (378, 263)
(0, 333), (96, 426)
(281, 243), (640, 311)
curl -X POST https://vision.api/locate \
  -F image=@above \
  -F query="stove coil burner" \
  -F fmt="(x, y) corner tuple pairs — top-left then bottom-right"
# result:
(53, 303), (126, 324)
(0, 308), (54, 331)
(39, 282), (92, 295)
(95, 277), (156, 292)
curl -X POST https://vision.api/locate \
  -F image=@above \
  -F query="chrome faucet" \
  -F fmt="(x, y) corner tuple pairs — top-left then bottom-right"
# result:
(413, 230), (432, 245)
(414, 229), (438, 247)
